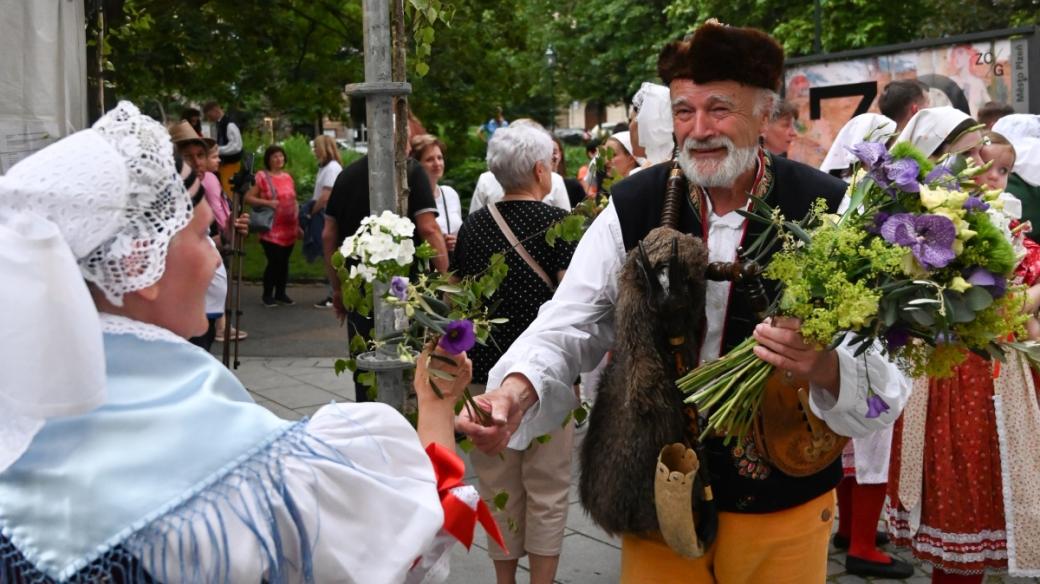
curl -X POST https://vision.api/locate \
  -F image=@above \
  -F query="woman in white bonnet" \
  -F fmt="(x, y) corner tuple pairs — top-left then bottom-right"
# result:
(0, 102), (496, 583)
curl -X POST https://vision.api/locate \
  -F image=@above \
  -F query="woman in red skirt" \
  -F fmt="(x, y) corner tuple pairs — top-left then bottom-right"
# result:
(887, 110), (1040, 583)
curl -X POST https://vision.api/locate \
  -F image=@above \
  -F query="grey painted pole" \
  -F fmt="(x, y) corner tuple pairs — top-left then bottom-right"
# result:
(347, 0), (413, 411)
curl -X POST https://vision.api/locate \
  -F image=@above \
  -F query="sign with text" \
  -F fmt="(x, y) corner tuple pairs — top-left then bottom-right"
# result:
(785, 31), (1035, 168)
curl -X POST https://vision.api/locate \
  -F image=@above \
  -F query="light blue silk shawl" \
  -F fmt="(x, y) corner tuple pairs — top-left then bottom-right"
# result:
(0, 324), (336, 583)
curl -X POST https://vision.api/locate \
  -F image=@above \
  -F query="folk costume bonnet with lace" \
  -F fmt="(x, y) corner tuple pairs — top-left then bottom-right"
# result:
(0, 102), (497, 583)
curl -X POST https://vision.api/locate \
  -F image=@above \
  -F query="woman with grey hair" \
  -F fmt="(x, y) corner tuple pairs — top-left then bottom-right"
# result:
(453, 124), (579, 584)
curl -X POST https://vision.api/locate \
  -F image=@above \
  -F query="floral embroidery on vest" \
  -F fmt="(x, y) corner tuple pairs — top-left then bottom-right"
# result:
(732, 434), (771, 480)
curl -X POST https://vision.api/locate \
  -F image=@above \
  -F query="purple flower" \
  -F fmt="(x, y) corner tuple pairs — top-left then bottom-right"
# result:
(439, 319), (476, 355)
(848, 142), (890, 171)
(925, 164), (959, 190)
(885, 158), (921, 193)
(966, 267), (1007, 297)
(390, 276), (408, 301)
(963, 196), (990, 212)
(880, 213), (957, 270)
(885, 327), (910, 350)
(869, 211), (891, 235)
(865, 394), (890, 419)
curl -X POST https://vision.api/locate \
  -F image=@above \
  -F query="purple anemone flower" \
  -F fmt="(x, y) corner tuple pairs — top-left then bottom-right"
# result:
(966, 267), (1007, 298)
(880, 213), (957, 270)
(848, 142), (890, 171)
(389, 276), (408, 301)
(963, 196), (990, 212)
(885, 327), (910, 350)
(865, 394), (890, 419)
(884, 158), (921, 193)
(439, 319), (476, 355)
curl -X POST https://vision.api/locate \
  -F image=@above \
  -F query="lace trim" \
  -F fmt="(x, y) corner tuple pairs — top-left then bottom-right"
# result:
(99, 313), (187, 345)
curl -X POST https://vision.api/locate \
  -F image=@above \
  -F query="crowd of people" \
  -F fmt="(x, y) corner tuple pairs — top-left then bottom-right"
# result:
(1, 16), (1039, 584)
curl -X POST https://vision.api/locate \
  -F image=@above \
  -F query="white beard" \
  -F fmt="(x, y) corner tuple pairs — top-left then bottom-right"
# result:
(677, 137), (758, 188)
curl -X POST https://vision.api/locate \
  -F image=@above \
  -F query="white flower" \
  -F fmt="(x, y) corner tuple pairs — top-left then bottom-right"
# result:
(396, 239), (416, 265)
(339, 235), (356, 258)
(357, 264), (377, 282)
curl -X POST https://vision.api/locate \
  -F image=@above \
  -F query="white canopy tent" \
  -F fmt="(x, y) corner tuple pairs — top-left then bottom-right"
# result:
(0, 0), (87, 173)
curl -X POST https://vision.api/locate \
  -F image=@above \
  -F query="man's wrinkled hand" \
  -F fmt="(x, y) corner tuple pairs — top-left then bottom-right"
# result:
(752, 316), (840, 393)
(455, 385), (525, 455)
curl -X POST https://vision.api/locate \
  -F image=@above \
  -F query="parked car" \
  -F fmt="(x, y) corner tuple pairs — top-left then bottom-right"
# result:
(553, 127), (591, 145)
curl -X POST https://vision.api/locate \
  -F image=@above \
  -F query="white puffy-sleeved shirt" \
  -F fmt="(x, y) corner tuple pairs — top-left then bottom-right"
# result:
(468, 171), (572, 214)
(487, 199), (911, 450)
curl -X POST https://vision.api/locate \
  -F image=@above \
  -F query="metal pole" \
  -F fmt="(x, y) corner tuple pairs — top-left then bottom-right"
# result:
(349, 0), (412, 411)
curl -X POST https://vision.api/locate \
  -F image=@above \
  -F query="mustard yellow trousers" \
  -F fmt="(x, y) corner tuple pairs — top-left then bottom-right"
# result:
(620, 490), (835, 584)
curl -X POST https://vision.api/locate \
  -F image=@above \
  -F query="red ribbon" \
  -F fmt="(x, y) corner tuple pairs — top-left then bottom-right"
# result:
(426, 443), (508, 553)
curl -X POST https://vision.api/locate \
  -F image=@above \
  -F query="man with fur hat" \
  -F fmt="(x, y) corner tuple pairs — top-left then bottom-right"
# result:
(457, 20), (911, 582)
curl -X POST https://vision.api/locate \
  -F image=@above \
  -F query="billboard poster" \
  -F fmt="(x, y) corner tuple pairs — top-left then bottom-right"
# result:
(785, 33), (1034, 168)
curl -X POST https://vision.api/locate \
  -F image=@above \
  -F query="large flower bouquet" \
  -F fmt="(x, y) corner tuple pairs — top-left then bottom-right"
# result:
(332, 210), (508, 422)
(678, 141), (1032, 441)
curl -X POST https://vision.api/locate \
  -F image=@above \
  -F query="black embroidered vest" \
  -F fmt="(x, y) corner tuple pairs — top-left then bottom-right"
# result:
(611, 154), (849, 513)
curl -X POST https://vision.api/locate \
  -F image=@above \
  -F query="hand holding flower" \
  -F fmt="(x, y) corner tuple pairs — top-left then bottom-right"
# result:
(415, 346), (473, 405)
(415, 347), (473, 449)
(752, 316), (840, 395)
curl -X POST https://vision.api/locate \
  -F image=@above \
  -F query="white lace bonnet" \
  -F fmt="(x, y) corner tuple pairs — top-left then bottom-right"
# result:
(0, 101), (192, 473)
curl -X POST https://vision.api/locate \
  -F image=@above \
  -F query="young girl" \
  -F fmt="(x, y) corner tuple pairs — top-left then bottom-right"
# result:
(887, 109), (1040, 583)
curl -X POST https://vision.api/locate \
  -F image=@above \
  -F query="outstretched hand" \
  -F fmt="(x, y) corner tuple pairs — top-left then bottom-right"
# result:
(454, 374), (532, 455)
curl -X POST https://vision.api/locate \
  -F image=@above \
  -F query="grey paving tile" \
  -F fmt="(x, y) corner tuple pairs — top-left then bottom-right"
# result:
(553, 533), (621, 584)
(292, 404), (326, 418)
(565, 501), (620, 549)
(257, 400), (303, 421)
(827, 558), (845, 576)
(281, 368), (356, 397)
(255, 383), (340, 409)
(233, 367), (297, 391)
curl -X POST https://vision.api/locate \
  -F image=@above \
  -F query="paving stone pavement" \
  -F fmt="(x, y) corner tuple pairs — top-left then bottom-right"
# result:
(217, 283), (1034, 583)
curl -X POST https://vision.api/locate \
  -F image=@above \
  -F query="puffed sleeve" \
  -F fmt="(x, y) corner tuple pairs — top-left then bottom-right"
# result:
(198, 403), (445, 584)
(808, 342), (912, 438)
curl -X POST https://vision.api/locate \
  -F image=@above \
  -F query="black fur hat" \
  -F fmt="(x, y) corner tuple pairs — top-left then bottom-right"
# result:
(658, 19), (784, 91)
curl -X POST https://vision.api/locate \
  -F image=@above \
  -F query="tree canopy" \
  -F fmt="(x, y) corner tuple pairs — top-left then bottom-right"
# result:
(103, 0), (1037, 130)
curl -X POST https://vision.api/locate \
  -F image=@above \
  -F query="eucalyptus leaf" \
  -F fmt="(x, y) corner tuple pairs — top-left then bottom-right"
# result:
(965, 286), (994, 311)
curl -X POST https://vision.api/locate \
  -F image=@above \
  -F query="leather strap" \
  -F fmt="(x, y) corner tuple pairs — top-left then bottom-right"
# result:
(488, 201), (556, 292)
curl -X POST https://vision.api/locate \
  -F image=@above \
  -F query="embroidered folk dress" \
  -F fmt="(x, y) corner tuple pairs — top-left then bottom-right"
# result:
(0, 314), (486, 584)
(887, 240), (1040, 577)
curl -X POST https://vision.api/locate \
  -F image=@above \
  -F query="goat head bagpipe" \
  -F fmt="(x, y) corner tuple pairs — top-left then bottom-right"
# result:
(579, 221), (712, 548)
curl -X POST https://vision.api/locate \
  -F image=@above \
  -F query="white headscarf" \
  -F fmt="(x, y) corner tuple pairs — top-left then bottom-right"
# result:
(894, 106), (973, 157)
(993, 114), (1040, 187)
(633, 82), (674, 165)
(0, 101), (191, 473)
(820, 113), (897, 175)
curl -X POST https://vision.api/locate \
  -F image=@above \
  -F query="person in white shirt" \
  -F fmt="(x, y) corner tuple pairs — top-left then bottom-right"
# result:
(310, 135), (344, 307)
(411, 133), (463, 254)
(456, 21), (911, 583)
(469, 120), (572, 215)
(203, 101), (244, 195)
